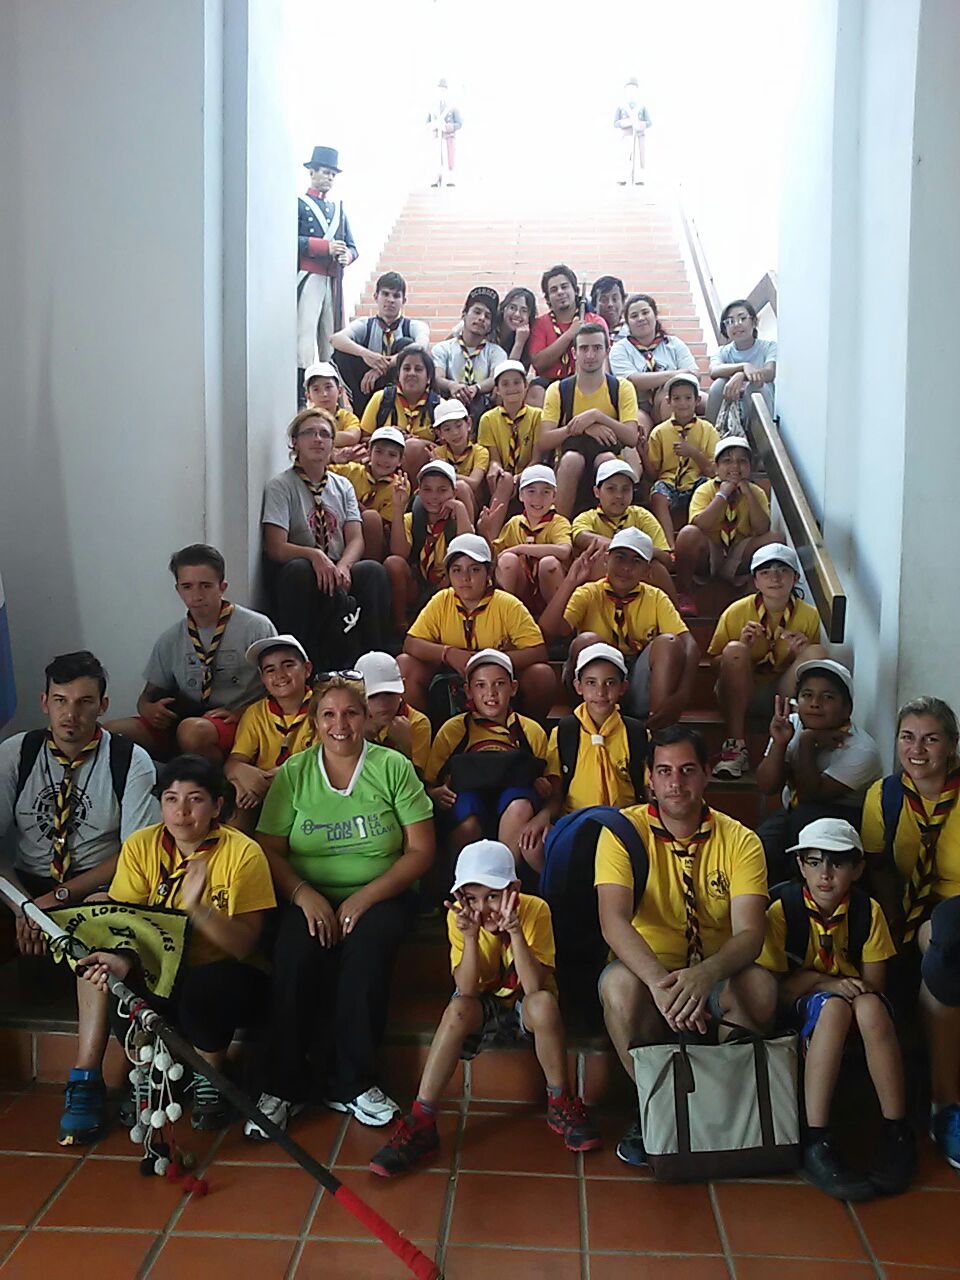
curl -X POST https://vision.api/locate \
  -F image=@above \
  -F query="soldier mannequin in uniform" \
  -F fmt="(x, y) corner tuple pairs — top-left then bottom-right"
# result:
(297, 145), (358, 398)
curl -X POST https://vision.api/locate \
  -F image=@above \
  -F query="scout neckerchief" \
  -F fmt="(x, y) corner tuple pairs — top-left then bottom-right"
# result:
(187, 600), (234, 704)
(156, 823), (222, 906)
(595, 506), (630, 536)
(419, 516), (449, 586)
(517, 507), (558, 585)
(46, 730), (102, 882)
(395, 392), (429, 434)
(455, 590), (494, 650)
(457, 336), (485, 386)
(901, 766), (960, 942)
(268, 688), (313, 766)
(574, 703), (624, 806)
(754, 591), (797, 669)
(603, 577), (643, 652)
(500, 406), (527, 471)
(468, 711), (526, 751)
(442, 444), (474, 473)
(549, 310), (575, 376)
(716, 481), (740, 548)
(628, 334), (663, 370)
(787, 720), (851, 808)
(672, 420), (694, 488)
(360, 465), (390, 510)
(294, 463), (330, 552)
(378, 318), (401, 359)
(802, 886), (849, 974)
(648, 801), (713, 965)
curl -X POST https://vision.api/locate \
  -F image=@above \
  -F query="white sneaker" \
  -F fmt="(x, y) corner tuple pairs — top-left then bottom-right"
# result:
(325, 1086), (399, 1127)
(712, 739), (749, 779)
(243, 1092), (302, 1141)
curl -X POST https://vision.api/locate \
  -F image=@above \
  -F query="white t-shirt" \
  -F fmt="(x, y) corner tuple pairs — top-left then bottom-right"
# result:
(143, 604), (276, 713)
(261, 466), (361, 562)
(431, 338), (508, 383)
(610, 334), (698, 380)
(0, 729), (159, 877)
(765, 714), (883, 810)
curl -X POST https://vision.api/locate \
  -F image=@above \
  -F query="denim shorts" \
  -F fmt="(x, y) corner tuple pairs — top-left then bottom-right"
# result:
(650, 475), (707, 509)
(452, 991), (531, 1060)
(795, 988), (895, 1048)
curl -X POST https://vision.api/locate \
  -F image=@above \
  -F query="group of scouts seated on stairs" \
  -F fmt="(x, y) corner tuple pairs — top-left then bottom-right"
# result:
(2, 272), (958, 1208)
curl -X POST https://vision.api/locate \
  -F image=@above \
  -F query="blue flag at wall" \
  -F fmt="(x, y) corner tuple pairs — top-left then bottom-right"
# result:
(0, 571), (16, 728)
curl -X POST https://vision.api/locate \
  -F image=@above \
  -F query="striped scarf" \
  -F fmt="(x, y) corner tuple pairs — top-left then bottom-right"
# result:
(419, 517), (449, 586)
(517, 507), (558, 584)
(457, 337), (485, 386)
(395, 393), (429, 434)
(500, 407), (526, 471)
(156, 824), (222, 906)
(604, 579), (642, 652)
(187, 600), (234, 704)
(379, 319), (399, 358)
(268, 689), (313, 766)
(455, 591), (494, 651)
(648, 801), (713, 965)
(672, 421), (692, 488)
(717, 482), (740, 548)
(594, 506), (630, 536)
(360, 466), (390, 510)
(468, 712), (526, 750)
(803, 886), (849, 974)
(549, 311), (575, 376)
(901, 767), (960, 942)
(294, 463), (330, 552)
(628, 335), (663, 370)
(46, 731), (102, 882)
(754, 592), (797, 669)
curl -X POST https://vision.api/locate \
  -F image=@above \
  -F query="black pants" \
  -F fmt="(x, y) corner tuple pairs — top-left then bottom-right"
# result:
(271, 556), (391, 669)
(108, 959), (269, 1054)
(262, 894), (413, 1103)
(758, 801), (863, 886)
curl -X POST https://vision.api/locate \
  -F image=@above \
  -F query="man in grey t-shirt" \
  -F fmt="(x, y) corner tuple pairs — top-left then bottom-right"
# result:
(331, 270), (431, 414)
(0, 649), (159, 1145)
(432, 286), (507, 421)
(105, 544), (276, 763)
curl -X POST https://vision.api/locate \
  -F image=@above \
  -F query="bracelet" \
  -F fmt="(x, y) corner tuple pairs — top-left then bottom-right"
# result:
(290, 879), (307, 905)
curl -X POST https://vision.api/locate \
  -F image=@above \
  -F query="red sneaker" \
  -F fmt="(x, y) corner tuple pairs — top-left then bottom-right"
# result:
(369, 1114), (439, 1177)
(546, 1092), (602, 1152)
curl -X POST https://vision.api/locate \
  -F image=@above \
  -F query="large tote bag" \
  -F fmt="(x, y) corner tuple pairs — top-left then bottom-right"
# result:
(630, 1025), (801, 1181)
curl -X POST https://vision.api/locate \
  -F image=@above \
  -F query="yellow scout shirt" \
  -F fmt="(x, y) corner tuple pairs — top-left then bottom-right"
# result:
(688, 478), (770, 544)
(543, 376), (639, 427)
(478, 405), (543, 474)
(435, 441), (491, 477)
(375, 703), (432, 775)
(708, 594), (821, 672)
(232, 695), (315, 769)
(647, 417), (719, 489)
(448, 892), (557, 1000)
(862, 777), (960, 902)
(330, 462), (401, 521)
(408, 588), (545, 653)
(493, 511), (572, 557)
(547, 705), (639, 814)
(571, 505), (671, 552)
(360, 390), (435, 441)
(564, 580), (688, 653)
(759, 894), (895, 977)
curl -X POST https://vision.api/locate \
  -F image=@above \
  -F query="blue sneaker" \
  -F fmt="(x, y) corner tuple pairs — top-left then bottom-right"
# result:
(930, 1105), (960, 1171)
(615, 1119), (648, 1167)
(58, 1067), (106, 1146)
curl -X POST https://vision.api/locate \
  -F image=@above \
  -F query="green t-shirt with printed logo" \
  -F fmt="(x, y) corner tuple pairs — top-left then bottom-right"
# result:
(258, 742), (433, 904)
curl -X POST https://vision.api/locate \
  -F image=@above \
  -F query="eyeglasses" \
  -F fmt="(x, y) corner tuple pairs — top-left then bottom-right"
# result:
(296, 429), (334, 441)
(316, 669), (364, 683)
(798, 853), (860, 870)
(724, 314), (752, 326)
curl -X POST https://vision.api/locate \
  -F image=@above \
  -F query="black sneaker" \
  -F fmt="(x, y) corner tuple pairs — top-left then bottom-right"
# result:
(869, 1123), (917, 1195)
(189, 1071), (230, 1131)
(802, 1135), (874, 1201)
(369, 1114), (439, 1178)
(615, 1119), (648, 1167)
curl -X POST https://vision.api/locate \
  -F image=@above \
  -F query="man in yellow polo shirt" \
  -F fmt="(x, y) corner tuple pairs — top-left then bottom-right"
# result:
(594, 724), (774, 1167)
(540, 528), (699, 728)
(539, 324), (640, 516)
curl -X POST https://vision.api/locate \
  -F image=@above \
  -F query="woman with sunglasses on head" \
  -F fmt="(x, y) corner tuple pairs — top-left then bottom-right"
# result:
(262, 407), (391, 671)
(495, 287), (538, 370)
(706, 299), (777, 429)
(861, 697), (960, 1172)
(247, 673), (435, 1137)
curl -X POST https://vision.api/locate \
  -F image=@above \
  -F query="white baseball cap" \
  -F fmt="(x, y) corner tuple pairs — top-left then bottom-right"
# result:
(303, 360), (341, 386)
(466, 649), (514, 679)
(787, 817), (864, 858)
(664, 372), (701, 394)
(434, 399), (470, 427)
(795, 659), (854, 701)
(246, 634), (309, 666)
(519, 464), (557, 490)
(714, 436), (752, 460)
(355, 651), (405, 696)
(751, 542), (800, 575)
(574, 642), (628, 678)
(494, 359), (526, 381)
(596, 459), (637, 486)
(451, 840), (518, 893)
(418, 459), (457, 486)
(445, 533), (492, 565)
(369, 426), (405, 450)
(609, 528), (653, 561)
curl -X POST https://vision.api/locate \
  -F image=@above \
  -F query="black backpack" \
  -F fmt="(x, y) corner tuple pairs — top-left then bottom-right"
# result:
(442, 712), (545, 793)
(769, 879), (872, 972)
(375, 385), (440, 430)
(15, 729), (135, 817)
(554, 712), (647, 802)
(364, 316), (413, 350)
(557, 373), (620, 426)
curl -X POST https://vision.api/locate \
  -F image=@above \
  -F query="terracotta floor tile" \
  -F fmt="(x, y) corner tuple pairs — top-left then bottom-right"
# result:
(89, 1116), (220, 1161)
(714, 1182), (868, 1260)
(0, 1231), (21, 1261)
(335, 1112), (457, 1172)
(883, 1268), (960, 1279)
(309, 1166), (448, 1243)
(0, 1093), (21, 1117)
(381, 1044), (463, 1102)
(38, 1156), (181, 1230)
(912, 1135), (960, 1190)
(458, 1107), (577, 1176)
(442, 1245), (581, 1279)
(213, 1108), (344, 1165)
(152, 1234), (297, 1278)
(0, 1154), (75, 1227)
(582, 1108), (652, 1180)
(297, 1239), (437, 1278)
(589, 1257), (728, 1280)
(449, 1172), (580, 1249)
(855, 1188), (960, 1267)
(585, 1179), (720, 1253)
(469, 1049), (548, 1103)
(175, 1162), (317, 1236)
(1, 1229), (155, 1278)
(0, 1030), (33, 1085)
(734, 1260), (873, 1279)
(0, 1090), (87, 1156)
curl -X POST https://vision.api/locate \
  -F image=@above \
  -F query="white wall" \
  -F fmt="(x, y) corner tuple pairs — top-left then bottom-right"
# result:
(0, 0), (293, 729)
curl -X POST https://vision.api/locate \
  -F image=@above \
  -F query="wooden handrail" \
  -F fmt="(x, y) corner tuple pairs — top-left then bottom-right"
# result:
(750, 393), (846, 643)
(679, 207), (723, 343)
(746, 270), (778, 318)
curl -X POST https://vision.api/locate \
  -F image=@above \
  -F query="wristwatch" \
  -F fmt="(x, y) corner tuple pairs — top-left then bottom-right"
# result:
(54, 886), (70, 904)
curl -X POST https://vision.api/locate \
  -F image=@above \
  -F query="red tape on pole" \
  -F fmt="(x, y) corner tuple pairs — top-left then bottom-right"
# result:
(333, 1185), (443, 1280)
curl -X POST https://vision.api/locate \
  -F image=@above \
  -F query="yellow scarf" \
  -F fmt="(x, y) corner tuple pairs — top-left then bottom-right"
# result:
(573, 704), (627, 806)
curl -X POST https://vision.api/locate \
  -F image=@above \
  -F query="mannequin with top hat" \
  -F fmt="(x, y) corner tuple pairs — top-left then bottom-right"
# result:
(297, 146), (358, 391)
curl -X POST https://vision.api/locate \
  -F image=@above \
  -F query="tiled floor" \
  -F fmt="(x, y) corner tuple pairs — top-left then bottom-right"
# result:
(1, 1086), (958, 1278)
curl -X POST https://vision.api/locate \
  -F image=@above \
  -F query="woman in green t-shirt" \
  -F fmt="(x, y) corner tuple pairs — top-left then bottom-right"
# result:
(248, 674), (435, 1137)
